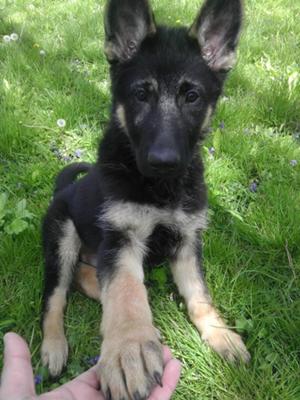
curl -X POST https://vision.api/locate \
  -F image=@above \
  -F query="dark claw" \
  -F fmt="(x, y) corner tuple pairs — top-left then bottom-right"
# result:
(106, 388), (112, 400)
(154, 371), (163, 388)
(133, 391), (143, 400)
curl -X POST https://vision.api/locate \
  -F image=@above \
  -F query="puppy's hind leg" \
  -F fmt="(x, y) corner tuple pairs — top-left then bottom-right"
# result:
(41, 200), (81, 377)
(74, 261), (101, 301)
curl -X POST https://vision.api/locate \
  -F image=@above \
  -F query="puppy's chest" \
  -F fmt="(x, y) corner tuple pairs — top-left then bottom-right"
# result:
(101, 201), (207, 246)
(145, 224), (183, 267)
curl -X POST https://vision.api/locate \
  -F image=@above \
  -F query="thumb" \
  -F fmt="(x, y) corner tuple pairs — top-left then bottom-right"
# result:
(0, 332), (36, 400)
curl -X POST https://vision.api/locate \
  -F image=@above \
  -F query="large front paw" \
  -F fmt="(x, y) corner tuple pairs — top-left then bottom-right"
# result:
(203, 327), (250, 363)
(98, 325), (163, 400)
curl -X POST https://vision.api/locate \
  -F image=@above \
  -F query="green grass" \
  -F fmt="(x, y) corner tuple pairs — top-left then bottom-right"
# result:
(1, 0), (300, 399)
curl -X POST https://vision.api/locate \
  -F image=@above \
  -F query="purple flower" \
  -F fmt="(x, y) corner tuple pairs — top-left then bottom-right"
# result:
(53, 149), (63, 159)
(219, 121), (225, 130)
(249, 182), (258, 193)
(293, 132), (300, 141)
(62, 155), (72, 162)
(290, 160), (298, 167)
(86, 355), (100, 366)
(74, 149), (83, 158)
(34, 375), (43, 385)
(209, 146), (215, 155)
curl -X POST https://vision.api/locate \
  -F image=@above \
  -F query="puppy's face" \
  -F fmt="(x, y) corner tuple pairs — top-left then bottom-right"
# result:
(105, 0), (243, 178)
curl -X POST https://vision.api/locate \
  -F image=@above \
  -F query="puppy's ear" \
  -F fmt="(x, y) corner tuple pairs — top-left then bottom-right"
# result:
(189, 0), (243, 72)
(104, 0), (156, 63)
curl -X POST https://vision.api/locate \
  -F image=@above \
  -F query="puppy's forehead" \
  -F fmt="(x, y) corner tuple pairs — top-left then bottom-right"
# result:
(126, 28), (218, 91)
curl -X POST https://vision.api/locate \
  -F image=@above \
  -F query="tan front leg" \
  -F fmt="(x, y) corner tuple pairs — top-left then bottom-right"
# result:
(171, 239), (250, 363)
(97, 244), (163, 400)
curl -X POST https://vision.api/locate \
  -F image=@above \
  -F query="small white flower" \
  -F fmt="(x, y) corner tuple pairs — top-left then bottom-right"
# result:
(57, 119), (66, 128)
(3, 35), (11, 43)
(39, 49), (46, 56)
(221, 96), (230, 102)
(10, 33), (19, 41)
(290, 160), (298, 167)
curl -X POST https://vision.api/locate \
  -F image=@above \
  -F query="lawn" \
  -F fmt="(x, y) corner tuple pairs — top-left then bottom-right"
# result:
(0, 0), (300, 399)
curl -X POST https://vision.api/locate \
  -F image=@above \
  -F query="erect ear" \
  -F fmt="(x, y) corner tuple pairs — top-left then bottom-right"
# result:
(104, 0), (156, 63)
(189, 0), (243, 72)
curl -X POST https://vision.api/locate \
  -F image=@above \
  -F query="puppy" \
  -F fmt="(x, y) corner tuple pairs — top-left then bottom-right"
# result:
(41, 1), (250, 399)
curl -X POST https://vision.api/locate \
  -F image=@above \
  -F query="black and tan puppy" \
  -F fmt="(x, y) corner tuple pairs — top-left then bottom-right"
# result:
(41, 1), (250, 399)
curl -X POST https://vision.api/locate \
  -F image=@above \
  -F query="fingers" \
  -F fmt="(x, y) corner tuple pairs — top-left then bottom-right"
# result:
(149, 350), (181, 400)
(0, 332), (35, 400)
(65, 366), (100, 391)
(162, 346), (173, 364)
(46, 367), (103, 400)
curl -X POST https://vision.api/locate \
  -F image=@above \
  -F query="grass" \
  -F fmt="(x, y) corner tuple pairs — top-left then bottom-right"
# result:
(0, 0), (300, 398)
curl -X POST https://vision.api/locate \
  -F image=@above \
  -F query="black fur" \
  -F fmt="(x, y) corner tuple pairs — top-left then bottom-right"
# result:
(54, 162), (91, 194)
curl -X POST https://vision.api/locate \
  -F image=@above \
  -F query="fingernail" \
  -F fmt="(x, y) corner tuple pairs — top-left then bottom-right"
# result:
(3, 332), (14, 345)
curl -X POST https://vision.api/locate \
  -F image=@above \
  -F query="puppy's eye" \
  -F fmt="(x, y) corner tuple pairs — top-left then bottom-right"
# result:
(185, 90), (199, 103)
(135, 88), (148, 102)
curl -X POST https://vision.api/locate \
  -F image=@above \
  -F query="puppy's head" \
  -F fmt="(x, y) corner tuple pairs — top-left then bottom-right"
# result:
(105, 0), (243, 178)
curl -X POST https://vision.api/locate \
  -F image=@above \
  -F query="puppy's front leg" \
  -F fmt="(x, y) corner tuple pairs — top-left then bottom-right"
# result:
(171, 235), (250, 363)
(97, 233), (163, 400)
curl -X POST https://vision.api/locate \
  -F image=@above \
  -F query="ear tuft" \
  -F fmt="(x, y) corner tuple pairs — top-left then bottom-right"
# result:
(104, 0), (156, 63)
(189, 0), (243, 72)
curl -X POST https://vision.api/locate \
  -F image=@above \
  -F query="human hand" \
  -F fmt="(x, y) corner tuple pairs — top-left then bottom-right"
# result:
(0, 332), (181, 400)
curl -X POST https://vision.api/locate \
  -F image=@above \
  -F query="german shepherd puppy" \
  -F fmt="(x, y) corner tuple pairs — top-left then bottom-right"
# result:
(41, 0), (250, 398)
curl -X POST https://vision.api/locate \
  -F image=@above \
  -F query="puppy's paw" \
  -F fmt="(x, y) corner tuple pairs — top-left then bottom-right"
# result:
(203, 327), (250, 363)
(41, 335), (68, 377)
(98, 325), (163, 400)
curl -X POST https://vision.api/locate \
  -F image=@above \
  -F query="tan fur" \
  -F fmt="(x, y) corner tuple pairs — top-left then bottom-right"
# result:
(42, 219), (80, 376)
(100, 201), (208, 242)
(98, 271), (163, 399)
(202, 105), (213, 130)
(41, 288), (68, 376)
(116, 104), (128, 133)
(74, 263), (101, 301)
(101, 272), (152, 332)
(171, 241), (250, 363)
(58, 220), (81, 286)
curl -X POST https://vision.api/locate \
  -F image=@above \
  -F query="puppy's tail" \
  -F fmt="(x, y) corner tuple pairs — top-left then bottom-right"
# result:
(54, 162), (92, 194)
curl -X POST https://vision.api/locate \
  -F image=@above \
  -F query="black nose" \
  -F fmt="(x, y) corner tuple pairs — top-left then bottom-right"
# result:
(148, 149), (181, 170)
